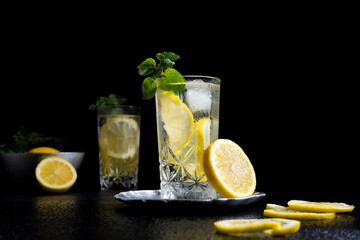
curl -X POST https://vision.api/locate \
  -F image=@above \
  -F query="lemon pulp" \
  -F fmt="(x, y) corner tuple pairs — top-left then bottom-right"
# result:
(203, 139), (256, 198)
(35, 156), (77, 193)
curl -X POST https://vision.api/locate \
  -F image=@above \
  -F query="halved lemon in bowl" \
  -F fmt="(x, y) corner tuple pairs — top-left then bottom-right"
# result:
(35, 156), (77, 193)
(28, 147), (60, 153)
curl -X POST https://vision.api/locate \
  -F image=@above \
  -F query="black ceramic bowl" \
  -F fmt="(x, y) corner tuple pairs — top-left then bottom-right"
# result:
(0, 152), (85, 179)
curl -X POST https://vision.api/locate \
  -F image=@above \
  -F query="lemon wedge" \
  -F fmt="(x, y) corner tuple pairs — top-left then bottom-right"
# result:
(264, 204), (336, 220)
(35, 156), (77, 193)
(28, 147), (60, 153)
(288, 200), (355, 213)
(196, 117), (211, 180)
(214, 219), (281, 234)
(99, 116), (140, 160)
(203, 139), (256, 198)
(157, 90), (194, 152)
(264, 218), (301, 236)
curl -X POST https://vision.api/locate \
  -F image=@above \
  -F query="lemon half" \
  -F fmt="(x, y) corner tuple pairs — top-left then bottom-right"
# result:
(203, 139), (256, 198)
(35, 156), (77, 193)
(28, 147), (60, 153)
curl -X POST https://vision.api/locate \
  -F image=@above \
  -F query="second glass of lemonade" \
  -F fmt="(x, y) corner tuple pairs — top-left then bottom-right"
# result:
(97, 106), (141, 190)
(156, 76), (220, 199)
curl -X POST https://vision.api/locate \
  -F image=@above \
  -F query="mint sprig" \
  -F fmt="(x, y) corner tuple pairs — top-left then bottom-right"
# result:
(138, 52), (185, 99)
(88, 94), (126, 111)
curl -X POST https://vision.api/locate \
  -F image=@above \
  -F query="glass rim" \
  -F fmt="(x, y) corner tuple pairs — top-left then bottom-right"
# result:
(183, 75), (221, 84)
(96, 105), (141, 110)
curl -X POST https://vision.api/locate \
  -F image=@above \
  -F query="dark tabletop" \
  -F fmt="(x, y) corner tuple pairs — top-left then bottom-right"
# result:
(0, 191), (359, 240)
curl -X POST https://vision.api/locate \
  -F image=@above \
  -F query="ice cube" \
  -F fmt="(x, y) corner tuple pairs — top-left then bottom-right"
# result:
(185, 80), (212, 113)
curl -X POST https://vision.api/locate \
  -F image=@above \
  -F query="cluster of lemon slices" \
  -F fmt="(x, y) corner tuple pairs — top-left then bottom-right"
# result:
(29, 147), (77, 193)
(264, 200), (354, 220)
(214, 200), (354, 236)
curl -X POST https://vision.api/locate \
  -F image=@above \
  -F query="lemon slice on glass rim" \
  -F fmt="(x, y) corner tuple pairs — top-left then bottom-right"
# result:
(157, 90), (194, 152)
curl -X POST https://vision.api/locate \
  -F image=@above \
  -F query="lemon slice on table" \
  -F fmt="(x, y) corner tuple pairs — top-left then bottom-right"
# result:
(35, 156), (77, 193)
(203, 139), (256, 198)
(263, 205), (336, 220)
(288, 200), (355, 213)
(264, 218), (301, 236)
(99, 116), (140, 160)
(28, 147), (60, 153)
(214, 219), (281, 234)
(158, 90), (194, 152)
(196, 117), (211, 180)
(266, 203), (289, 211)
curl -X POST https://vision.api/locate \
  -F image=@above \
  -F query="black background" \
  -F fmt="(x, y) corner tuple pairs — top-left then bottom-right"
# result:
(1, 6), (358, 200)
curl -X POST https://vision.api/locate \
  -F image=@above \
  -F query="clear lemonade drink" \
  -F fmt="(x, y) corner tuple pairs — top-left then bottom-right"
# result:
(97, 106), (141, 190)
(156, 76), (220, 199)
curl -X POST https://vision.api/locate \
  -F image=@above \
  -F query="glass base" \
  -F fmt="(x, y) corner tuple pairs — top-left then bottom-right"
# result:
(100, 175), (138, 191)
(160, 181), (216, 199)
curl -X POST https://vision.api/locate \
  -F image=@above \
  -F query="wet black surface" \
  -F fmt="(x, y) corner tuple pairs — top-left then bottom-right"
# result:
(0, 191), (359, 240)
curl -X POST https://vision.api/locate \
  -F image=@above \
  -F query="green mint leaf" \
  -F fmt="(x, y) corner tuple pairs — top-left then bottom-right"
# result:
(138, 52), (184, 99)
(159, 58), (175, 70)
(156, 52), (166, 60)
(137, 58), (156, 76)
(156, 52), (180, 61)
(164, 52), (180, 61)
(89, 94), (126, 110)
(142, 77), (157, 99)
(158, 68), (185, 92)
(107, 94), (126, 105)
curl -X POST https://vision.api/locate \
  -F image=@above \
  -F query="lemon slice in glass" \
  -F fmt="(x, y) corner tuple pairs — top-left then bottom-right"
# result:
(288, 200), (355, 213)
(35, 156), (77, 193)
(196, 117), (211, 180)
(203, 139), (256, 198)
(99, 116), (140, 160)
(158, 90), (194, 152)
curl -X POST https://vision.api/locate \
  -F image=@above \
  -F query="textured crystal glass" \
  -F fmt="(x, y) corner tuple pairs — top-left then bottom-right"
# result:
(155, 76), (220, 199)
(97, 106), (141, 190)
